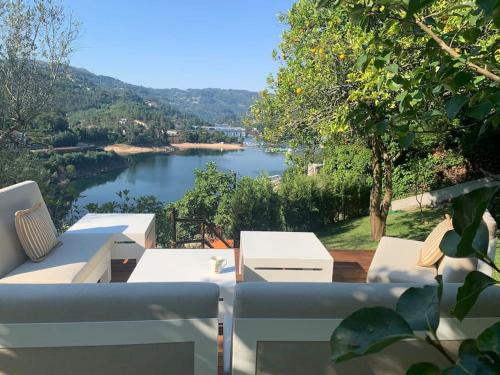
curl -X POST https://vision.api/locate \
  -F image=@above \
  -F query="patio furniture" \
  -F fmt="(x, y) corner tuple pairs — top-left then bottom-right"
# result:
(0, 282), (220, 375)
(67, 212), (156, 261)
(0, 181), (113, 283)
(239, 231), (333, 282)
(128, 248), (236, 320)
(128, 248), (236, 374)
(231, 282), (500, 375)
(366, 211), (497, 284)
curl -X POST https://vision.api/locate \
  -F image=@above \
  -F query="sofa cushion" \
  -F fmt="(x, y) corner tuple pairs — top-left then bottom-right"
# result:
(367, 237), (437, 284)
(0, 233), (112, 284)
(417, 215), (453, 267)
(15, 202), (60, 262)
(0, 282), (220, 322)
(0, 181), (51, 278)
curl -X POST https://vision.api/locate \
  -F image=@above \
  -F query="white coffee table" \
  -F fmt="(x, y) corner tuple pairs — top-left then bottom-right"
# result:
(67, 213), (156, 260)
(128, 249), (236, 319)
(240, 231), (334, 282)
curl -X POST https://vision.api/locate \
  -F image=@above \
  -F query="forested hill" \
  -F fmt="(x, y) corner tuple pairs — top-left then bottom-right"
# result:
(62, 66), (259, 124)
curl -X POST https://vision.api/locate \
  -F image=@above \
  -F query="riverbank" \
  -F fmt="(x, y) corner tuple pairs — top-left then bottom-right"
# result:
(171, 142), (244, 150)
(104, 144), (174, 155)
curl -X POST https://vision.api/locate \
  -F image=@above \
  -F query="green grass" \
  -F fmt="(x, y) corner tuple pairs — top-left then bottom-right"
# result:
(316, 206), (500, 279)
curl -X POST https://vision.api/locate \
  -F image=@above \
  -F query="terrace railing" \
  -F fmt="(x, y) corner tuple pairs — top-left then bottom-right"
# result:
(169, 208), (233, 249)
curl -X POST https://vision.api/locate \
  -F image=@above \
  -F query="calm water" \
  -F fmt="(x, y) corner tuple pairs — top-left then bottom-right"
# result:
(71, 147), (286, 207)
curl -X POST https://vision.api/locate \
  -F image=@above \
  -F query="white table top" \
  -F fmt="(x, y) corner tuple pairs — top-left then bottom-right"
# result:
(128, 249), (236, 287)
(68, 213), (155, 234)
(240, 231), (331, 260)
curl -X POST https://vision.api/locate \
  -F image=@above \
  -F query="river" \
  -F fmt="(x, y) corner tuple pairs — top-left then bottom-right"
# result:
(70, 147), (287, 208)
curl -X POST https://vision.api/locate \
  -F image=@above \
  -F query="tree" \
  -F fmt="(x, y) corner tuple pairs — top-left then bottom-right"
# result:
(0, 0), (79, 145)
(251, 0), (499, 240)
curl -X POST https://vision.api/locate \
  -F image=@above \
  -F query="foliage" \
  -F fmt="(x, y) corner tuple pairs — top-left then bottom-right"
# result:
(0, 0), (79, 145)
(183, 130), (239, 144)
(51, 131), (79, 147)
(216, 176), (284, 241)
(329, 186), (500, 373)
(393, 149), (470, 199)
(85, 190), (170, 247)
(251, 0), (499, 239)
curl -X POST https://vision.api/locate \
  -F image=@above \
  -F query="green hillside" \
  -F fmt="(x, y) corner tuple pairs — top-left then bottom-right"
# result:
(65, 67), (258, 124)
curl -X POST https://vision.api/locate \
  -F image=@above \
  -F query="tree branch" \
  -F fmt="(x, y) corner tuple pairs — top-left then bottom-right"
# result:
(415, 19), (500, 83)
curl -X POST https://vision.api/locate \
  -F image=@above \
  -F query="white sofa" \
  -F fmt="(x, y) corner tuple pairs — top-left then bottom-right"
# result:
(0, 282), (220, 375)
(231, 282), (500, 375)
(367, 211), (497, 283)
(0, 181), (114, 283)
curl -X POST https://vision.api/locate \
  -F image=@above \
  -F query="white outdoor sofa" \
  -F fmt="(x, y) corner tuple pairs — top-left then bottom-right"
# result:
(231, 282), (500, 375)
(0, 181), (115, 283)
(367, 211), (497, 283)
(0, 282), (220, 375)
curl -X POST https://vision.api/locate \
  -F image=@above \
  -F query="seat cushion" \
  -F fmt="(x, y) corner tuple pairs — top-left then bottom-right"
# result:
(0, 233), (113, 284)
(367, 237), (437, 284)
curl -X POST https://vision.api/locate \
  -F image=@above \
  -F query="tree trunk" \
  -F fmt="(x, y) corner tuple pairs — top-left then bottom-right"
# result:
(369, 135), (393, 241)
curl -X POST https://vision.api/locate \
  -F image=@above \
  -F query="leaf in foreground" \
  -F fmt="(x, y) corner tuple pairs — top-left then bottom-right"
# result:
(396, 284), (442, 331)
(407, 362), (440, 375)
(476, 321), (500, 357)
(452, 271), (497, 321)
(441, 339), (500, 375)
(330, 307), (414, 363)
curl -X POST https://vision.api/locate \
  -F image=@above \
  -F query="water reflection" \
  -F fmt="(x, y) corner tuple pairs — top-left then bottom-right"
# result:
(71, 147), (286, 207)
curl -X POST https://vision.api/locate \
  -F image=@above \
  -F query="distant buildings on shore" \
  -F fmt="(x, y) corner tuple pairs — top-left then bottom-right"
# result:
(193, 123), (246, 138)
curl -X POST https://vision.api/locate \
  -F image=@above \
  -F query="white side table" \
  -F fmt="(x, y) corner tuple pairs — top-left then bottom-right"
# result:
(67, 213), (155, 260)
(240, 231), (334, 282)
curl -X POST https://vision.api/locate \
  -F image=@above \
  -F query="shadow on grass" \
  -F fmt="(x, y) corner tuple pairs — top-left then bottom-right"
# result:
(316, 206), (451, 251)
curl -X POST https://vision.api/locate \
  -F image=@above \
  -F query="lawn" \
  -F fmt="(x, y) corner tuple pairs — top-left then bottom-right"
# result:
(316, 206), (500, 279)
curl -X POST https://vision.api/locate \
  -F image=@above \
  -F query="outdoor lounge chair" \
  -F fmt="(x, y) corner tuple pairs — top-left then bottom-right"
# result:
(366, 211), (497, 284)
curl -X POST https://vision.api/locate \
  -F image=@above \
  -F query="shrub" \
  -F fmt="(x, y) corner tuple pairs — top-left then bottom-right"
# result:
(52, 131), (79, 147)
(217, 176), (283, 242)
(279, 174), (334, 231)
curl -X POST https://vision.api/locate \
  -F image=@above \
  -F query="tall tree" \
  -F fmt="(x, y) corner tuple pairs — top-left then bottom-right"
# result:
(0, 0), (78, 145)
(251, 0), (499, 240)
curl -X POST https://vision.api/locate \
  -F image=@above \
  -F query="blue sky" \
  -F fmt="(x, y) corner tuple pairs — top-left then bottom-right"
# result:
(64, 0), (294, 91)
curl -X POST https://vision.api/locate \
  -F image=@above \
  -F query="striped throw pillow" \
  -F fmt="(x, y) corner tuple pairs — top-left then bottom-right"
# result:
(15, 202), (60, 262)
(417, 214), (453, 267)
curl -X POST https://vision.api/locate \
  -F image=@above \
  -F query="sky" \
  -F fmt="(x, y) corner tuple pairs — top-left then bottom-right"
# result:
(63, 0), (295, 92)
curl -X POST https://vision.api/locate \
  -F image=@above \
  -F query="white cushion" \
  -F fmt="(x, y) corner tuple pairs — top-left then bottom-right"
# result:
(0, 233), (112, 284)
(367, 237), (437, 284)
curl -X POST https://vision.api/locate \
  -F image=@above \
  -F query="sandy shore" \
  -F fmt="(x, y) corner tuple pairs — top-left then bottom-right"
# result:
(171, 142), (244, 150)
(104, 144), (173, 155)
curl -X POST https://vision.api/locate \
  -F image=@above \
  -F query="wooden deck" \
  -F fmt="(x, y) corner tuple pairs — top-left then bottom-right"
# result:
(111, 249), (374, 283)
(110, 249), (374, 374)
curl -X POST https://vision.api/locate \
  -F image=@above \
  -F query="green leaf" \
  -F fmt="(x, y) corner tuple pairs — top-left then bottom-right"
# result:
(445, 95), (468, 119)
(398, 132), (416, 148)
(476, 321), (500, 357)
(355, 54), (368, 71)
(396, 283), (442, 331)
(467, 101), (493, 120)
(452, 271), (497, 321)
(407, 0), (436, 17)
(407, 362), (440, 375)
(442, 339), (500, 374)
(451, 71), (474, 90)
(440, 186), (500, 258)
(330, 307), (414, 363)
(476, 0), (498, 15)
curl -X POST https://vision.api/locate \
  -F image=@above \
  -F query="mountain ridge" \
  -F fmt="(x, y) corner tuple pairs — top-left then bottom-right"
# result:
(65, 66), (259, 124)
